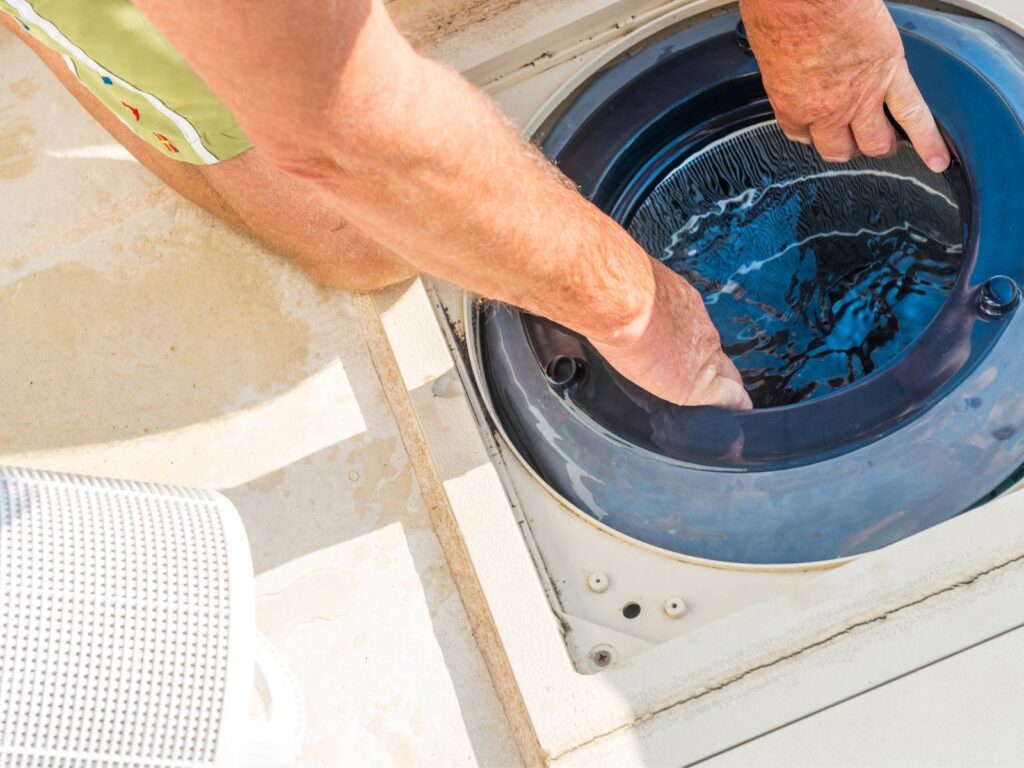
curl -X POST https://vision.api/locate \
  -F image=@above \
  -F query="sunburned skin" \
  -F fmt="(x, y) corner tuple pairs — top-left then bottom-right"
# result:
(739, 0), (951, 171)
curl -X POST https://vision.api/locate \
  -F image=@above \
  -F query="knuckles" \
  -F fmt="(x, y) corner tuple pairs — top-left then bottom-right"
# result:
(857, 137), (896, 157)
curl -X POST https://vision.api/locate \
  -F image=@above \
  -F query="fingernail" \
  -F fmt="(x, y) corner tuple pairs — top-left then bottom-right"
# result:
(928, 155), (951, 173)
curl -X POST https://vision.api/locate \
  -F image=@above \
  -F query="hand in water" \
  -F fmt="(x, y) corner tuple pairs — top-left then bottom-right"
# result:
(739, 0), (951, 172)
(590, 260), (753, 410)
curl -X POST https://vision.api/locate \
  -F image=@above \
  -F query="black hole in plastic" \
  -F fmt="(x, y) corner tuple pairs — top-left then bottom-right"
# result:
(622, 602), (641, 619)
(546, 355), (584, 386)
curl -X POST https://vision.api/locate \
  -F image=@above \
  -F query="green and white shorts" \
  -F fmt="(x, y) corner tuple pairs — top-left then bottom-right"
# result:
(0, 0), (251, 164)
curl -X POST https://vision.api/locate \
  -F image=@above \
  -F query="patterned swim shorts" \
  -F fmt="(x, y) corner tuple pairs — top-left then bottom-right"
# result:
(1, 0), (251, 164)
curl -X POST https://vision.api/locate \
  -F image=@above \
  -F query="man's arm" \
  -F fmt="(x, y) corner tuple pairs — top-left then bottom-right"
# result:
(740, 0), (951, 171)
(130, 0), (751, 410)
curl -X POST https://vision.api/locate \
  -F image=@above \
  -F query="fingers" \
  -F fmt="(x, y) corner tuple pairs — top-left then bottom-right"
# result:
(688, 353), (753, 410)
(885, 60), (950, 172)
(699, 374), (754, 411)
(851, 104), (899, 158)
(777, 114), (812, 145)
(809, 122), (858, 163)
(717, 353), (754, 410)
(716, 351), (746, 387)
(776, 63), (948, 171)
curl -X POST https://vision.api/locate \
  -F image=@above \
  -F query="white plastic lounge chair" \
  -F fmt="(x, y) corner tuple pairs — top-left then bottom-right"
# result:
(0, 466), (304, 767)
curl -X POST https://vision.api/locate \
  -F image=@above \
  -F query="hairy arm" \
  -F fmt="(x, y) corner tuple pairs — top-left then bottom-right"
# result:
(130, 0), (750, 409)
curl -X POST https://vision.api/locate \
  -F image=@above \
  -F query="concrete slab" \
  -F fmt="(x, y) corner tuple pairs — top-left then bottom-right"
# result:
(0, 30), (160, 258)
(703, 626), (1024, 767)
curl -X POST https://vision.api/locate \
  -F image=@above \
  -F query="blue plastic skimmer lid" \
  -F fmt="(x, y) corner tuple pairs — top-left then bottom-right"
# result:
(480, 4), (1024, 564)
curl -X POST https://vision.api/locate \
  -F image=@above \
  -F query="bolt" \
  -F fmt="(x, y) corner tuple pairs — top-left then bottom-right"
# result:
(663, 598), (688, 619)
(589, 645), (615, 668)
(735, 20), (753, 54)
(545, 355), (585, 387)
(587, 572), (610, 593)
(978, 276), (1021, 319)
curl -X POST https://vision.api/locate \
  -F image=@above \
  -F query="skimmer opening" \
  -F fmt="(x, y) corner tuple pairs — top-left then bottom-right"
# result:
(627, 121), (965, 408)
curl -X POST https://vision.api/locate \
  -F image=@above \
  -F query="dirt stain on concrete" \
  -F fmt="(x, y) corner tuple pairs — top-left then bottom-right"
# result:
(0, 115), (36, 179)
(351, 435), (417, 527)
(388, 0), (531, 48)
(7, 77), (39, 101)
(0, 206), (316, 453)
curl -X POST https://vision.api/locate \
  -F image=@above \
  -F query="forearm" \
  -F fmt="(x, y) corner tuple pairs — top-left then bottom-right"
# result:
(133, 0), (657, 345)
(306, 56), (656, 343)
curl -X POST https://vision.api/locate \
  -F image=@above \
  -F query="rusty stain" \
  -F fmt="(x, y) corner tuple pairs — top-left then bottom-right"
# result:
(7, 77), (39, 101)
(1, 186), (171, 276)
(348, 435), (435, 537)
(388, 0), (533, 48)
(0, 115), (36, 179)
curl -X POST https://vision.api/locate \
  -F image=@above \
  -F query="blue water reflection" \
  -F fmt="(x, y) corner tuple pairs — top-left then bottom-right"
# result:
(629, 123), (964, 407)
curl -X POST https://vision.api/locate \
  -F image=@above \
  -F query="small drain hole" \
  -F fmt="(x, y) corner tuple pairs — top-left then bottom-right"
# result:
(545, 355), (585, 387)
(622, 602), (641, 619)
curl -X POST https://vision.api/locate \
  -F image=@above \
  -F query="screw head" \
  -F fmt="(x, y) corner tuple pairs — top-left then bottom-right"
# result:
(978, 276), (1021, 319)
(587, 572), (610, 593)
(663, 597), (688, 618)
(589, 645), (615, 668)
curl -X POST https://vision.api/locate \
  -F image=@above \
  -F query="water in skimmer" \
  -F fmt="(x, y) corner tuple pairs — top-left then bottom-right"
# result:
(628, 121), (964, 408)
